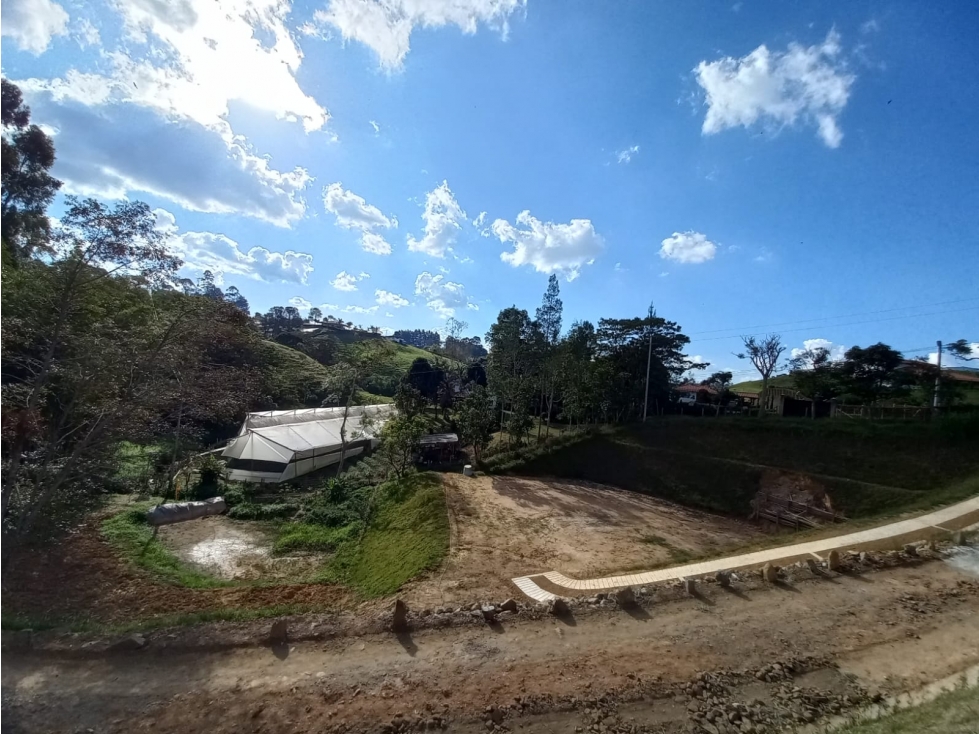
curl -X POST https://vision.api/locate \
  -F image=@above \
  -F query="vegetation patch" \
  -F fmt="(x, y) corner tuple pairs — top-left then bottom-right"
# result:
(273, 521), (363, 554)
(833, 683), (979, 734)
(100, 505), (230, 589)
(323, 472), (449, 597)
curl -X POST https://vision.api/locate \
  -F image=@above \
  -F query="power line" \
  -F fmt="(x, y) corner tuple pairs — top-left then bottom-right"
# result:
(686, 297), (979, 338)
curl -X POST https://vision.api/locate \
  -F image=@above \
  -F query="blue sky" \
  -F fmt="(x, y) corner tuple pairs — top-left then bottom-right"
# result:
(3, 0), (977, 379)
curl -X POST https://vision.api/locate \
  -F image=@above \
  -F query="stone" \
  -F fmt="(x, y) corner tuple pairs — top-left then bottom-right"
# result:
(480, 605), (498, 622)
(391, 599), (409, 632)
(499, 598), (518, 613)
(762, 564), (778, 583)
(684, 578), (697, 596)
(614, 586), (636, 606)
(549, 598), (570, 616)
(859, 552), (870, 564)
(903, 543), (918, 557)
(110, 633), (147, 651)
(805, 558), (820, 573)
(827, 550), (842, 571)
(715, 571), (732, 587)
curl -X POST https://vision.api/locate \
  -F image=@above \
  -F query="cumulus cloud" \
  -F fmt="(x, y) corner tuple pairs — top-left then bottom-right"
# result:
(1, 0), (69, 54)
(408, 181), (467, 258)
(21, 87), (312, 226)
(414, 271), (476, 318)
(616, 145), (640, 164)
(309, 0), (526, 70)
(375, 289), (410, 308)
(13, 0), (329, 224)
(289, 296), (313, 314)
(493, 210), (604, 281)
(659, 231), (718, 264)
(323, 182), (397, 254)
(155, 208), (314, 284)
(790, 338), (846, 362)
(75, 18), (100, 47)
(331, 270), (368, 291)
(695, 30), (855, 148)
(341, 304), (379, 315)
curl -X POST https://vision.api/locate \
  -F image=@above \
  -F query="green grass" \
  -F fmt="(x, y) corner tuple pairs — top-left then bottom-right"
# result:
(323, 472), (449, 597)
(100, 505), (230, 589)
(832, 684), (979, 734)
(260, 340), (332, 407)
(115, 441), (164, 481)
(273, 521), (363, 554)
(730, 373), (799, 395)
(343, 338), (459, 379)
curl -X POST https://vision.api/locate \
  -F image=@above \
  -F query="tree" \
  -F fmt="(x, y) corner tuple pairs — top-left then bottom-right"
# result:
(486, 307), (537, 446)
(456, 384), (495, 463)
(224, 285), (249, 313)
(394, 381), (427, 419)
(406, 357), (440, 408)
(947, 339), (978, 362)
(2, 197), (187, 541)
(534, 274), (563, 440)
(557, 320), (597, 428)
(838, 343), (910, 404)
(736, 335), (785, 417)
(2, 79), (62, 258)
(322, 363), (360, 477)
(196, 270), (224, 301)
(787, 347), (840, 413)
(377, 415), (426, 477)
(308, 307), (322, 323)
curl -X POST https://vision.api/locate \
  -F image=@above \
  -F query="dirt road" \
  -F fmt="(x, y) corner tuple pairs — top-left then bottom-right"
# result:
(402, 474), (762, 607)
(5, 559), (978, 734)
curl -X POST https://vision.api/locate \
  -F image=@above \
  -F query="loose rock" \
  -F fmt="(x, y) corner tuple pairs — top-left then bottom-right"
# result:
(499, 598), (518, 613)
(827, 550), (842, 571)
(110, 634), (147, 652)
(614, 586), (636, 606)
(549, 598), (570, 616)
(268, 620), (288, 644)
(762, 564), (778, 583)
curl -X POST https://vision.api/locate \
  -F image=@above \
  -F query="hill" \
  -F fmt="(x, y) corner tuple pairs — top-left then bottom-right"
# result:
(730, 373), (797, 394)
(258, 340), (332, 408)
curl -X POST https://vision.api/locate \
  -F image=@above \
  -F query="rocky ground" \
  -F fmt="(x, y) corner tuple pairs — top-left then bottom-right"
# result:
(4, 548), (978, 734)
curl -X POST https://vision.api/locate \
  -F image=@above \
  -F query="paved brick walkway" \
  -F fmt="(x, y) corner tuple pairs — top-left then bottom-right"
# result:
(511, 496), (979, 602)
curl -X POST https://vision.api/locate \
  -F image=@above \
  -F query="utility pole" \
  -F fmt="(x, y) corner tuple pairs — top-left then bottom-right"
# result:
(642, 329), (653, 422)
(933, 340), (942, 412)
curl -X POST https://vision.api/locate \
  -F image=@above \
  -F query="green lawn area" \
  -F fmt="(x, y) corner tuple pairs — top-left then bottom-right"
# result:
(322, 472), (449, 597)
(831, 684), (979, 734)
(731, 374), (798, 394)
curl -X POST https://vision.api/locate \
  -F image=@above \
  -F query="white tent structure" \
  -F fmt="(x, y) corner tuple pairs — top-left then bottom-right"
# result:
(221, 404), (396, 483)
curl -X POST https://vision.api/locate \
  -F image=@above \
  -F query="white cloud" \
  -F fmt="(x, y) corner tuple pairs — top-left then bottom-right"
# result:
(493, 210), (604, 281)
(155, 208), (314, 284)
(358, 271), (371, 279)
(860, 19), (880, 34)
(791, 338), (846, 362)
(309, 0), (526, 70)
(695, 30), (855, 148)
(342, 304), (379, 315)
(75, 18), (100, 47)
(1, 0), (69, 54)
(407, 181), (467, 258)
(754, 248), (773, 263)
(369, 119), (381, 134)
(331, 270), (366, 291)
(473, 211), (487, 227)
(414, 271), (475, 317)
(616, 144), (640, 164)
(323, 182), (397, 254)
(659, 231), (717, 264)
(289, 296), (313, 314)
(659, 271), (669, 277)
(375, 289), (409, 307)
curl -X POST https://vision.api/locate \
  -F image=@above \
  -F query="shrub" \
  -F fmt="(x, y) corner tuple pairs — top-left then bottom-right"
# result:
(227, 502), (298, 521)
(303, 503), (357, 527)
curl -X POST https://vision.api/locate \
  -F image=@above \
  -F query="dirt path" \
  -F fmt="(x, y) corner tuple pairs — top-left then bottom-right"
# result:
(401, 475), (762, 608)
(5, 560), (978, 734)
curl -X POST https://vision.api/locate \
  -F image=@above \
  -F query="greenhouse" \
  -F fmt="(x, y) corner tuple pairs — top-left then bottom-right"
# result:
(221, 404), (396, 483)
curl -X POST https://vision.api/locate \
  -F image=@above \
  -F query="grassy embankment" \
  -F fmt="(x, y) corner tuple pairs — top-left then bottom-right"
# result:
(490, 416), (979, 520)
(830, 683), (979, 734)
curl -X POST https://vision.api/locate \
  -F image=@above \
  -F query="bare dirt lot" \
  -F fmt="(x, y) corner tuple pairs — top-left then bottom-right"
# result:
(158, 515), (321, 581)
(403, 474), (764, 608)
(4, 560), (978, 734)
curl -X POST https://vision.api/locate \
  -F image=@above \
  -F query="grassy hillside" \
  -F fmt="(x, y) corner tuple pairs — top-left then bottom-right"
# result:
(259, 340), (332, 407)
(731, 374), (797, 394)
(343, 338), (455, 379)
(500, 417), (979, 520)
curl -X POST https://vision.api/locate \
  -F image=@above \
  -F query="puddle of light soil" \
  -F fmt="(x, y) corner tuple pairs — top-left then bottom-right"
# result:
(158, 516), (323, 581)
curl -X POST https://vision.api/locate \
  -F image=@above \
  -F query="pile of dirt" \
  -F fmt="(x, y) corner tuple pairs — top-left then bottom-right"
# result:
(3, 520), (351, 625)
